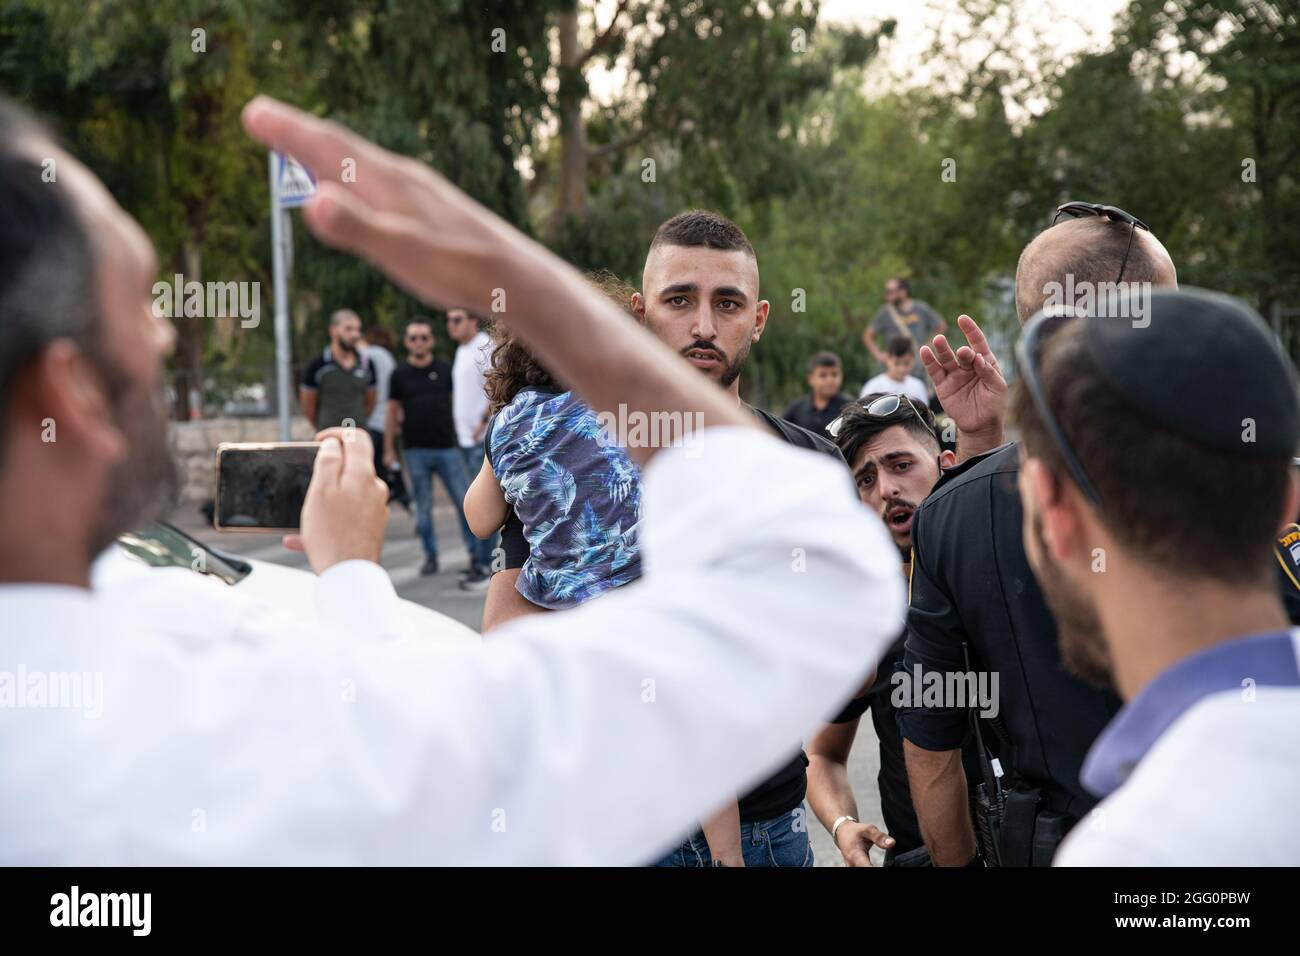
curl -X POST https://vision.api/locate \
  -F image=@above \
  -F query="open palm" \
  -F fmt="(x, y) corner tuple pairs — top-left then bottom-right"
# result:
(920, 314), (1007, 436)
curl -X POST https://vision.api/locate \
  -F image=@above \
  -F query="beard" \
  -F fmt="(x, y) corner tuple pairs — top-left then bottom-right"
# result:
(681, 338), (750, 389)
(1028, 511), (1114, 690)
(87, 355), (180, 559)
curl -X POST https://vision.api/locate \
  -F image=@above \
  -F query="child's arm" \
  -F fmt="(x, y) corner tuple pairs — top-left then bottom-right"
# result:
(701, 799), (744, 867)
(464, 453), (509, 539)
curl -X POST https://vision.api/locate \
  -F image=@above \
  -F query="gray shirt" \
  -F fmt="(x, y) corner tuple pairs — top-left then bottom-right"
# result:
(363, 344), (397, 432)
(871, 300), (943, 381)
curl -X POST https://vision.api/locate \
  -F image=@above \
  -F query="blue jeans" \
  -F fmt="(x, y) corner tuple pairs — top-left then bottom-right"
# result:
(403, 446), (476, 562)
(651, 807), (814, 867)
(459, 443), (499, 569)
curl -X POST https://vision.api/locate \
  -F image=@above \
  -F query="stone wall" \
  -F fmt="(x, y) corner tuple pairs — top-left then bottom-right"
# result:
(169, 417), (316, 504)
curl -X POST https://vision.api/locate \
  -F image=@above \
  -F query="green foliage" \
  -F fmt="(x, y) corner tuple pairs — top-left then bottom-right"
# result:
(2, 0), (1296, 412)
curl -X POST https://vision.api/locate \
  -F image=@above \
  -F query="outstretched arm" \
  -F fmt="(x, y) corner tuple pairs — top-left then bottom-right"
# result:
(242, 97), (750, 465)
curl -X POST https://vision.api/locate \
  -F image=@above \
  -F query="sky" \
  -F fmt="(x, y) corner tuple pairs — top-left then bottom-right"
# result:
(585, 0), (1130, 108)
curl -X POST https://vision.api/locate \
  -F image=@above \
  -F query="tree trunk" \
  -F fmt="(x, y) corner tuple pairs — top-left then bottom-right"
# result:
(555, 6), (589, 229)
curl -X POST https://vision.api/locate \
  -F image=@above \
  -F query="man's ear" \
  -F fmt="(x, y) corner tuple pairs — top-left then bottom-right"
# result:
(939, 449), (957, 470)
(25, 340), (127, 466)
(1020, 456), (1086, 563)
(631, 291), (647, 323)
(1280, 466), (1300, 531)
(752, 299), (770, 341)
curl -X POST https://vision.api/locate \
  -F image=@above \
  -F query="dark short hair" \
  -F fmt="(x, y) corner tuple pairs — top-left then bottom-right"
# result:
(1011, 320), (1290, 583)
(0, 98), (96, 463)
(405, 316), (435, 335)
(833, 393), (940, 466)
(365, 325), (395, 350)
(650, 209), (755, 259)
(807, 351), (841, 374)
(886, 335), (915, 358)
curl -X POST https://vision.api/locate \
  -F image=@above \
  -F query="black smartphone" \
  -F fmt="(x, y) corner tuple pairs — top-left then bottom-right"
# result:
(213, 442), (320, 532)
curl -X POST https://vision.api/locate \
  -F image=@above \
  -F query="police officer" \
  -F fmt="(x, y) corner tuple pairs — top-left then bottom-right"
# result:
(1013, 288), (1300, 864)
(897, 208), (1179, 866)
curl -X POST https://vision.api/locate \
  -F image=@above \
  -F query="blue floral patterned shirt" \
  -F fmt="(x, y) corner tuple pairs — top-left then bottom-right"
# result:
(487, 387), (642, 609)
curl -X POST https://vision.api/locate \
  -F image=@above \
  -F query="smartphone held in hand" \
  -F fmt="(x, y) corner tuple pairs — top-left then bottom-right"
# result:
(214, 442), (321, 533)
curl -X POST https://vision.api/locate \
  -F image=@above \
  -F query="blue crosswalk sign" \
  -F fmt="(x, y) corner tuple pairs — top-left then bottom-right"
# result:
(275, 152), (317, 208)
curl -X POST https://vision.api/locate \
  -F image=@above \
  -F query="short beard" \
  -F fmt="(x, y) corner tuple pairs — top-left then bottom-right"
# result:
(1029, 511), (1113, 689)
(87, 354), (180, 559)
(717, 338), (751, 389)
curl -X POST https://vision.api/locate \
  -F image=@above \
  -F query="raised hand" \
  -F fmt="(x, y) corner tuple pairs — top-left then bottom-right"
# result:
(241, 96), (751, 464)
(920, 314), (1007, 456)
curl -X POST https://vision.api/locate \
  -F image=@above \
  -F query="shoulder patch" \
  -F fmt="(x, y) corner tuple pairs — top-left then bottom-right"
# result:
(1274, 523), (1300, 592)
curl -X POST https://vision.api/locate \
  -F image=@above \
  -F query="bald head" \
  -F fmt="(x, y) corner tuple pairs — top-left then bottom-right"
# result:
(1015, 217), (1177, 324)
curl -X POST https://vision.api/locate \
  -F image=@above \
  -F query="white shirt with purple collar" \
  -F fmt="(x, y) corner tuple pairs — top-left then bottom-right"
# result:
(1055, 629), (1300, 866)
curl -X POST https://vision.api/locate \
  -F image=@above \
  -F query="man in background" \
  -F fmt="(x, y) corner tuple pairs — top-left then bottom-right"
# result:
(383, 317), (477, 577)
(783, 351), (850, 438)
(360, 324), (407, 508)
(300, 308), (376, 430)
(447, 308), (496, 590)
(863, 278), (945, 395)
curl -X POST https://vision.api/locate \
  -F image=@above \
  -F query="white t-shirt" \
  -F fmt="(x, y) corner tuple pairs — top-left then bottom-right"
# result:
(362, 344), (397, 432)
(860, 373), (929, 406)
(452, 331), (493, 448)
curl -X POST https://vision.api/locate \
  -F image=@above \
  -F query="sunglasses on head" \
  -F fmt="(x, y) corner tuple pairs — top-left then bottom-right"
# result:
(1052, 201), (1151, 285)
(1015, 311), (1103, 506)
(827, 393), (939, 444)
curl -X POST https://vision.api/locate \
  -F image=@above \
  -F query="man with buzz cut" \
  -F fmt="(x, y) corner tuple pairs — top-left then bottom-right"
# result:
(1011, 288), (1300, 865)
(631, 209), (847, 867)
(485, 209), (851, 865)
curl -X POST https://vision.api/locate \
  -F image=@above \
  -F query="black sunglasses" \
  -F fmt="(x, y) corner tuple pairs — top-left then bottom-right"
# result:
(828, 393), (939, 444)
(1053, 201), (1151, 285)
(1015, 312), (1102, 506)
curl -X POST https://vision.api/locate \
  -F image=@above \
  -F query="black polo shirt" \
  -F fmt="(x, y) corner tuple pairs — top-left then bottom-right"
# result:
(301, 347), (376, 430)
(898, 443), (1122, 821)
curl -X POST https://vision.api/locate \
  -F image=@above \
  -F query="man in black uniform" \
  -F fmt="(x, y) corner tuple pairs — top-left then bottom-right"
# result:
(898, 207), (1180, 866)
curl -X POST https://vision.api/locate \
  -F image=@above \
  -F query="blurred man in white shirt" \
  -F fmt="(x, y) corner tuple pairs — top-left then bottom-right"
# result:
(0, 95), (903, 864)
(447, 308), (495, 588)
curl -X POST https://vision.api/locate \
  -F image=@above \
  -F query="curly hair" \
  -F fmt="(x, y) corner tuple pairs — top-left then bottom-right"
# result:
(483, 271), (640, 415)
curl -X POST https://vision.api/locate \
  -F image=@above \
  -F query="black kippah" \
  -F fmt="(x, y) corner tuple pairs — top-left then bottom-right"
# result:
(1082, 288), (1299, 457)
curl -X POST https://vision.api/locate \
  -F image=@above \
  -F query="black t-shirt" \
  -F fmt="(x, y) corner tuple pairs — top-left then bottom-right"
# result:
(781, 393), (850, 440)
(497, 403), (846, 823)
(389, 360), (457, 450)
(898, 443), (1122, 821)
(736, 405), (846, 822)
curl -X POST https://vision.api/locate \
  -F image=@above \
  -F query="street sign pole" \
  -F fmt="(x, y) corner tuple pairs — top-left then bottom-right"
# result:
(269, 152), (293, 441)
